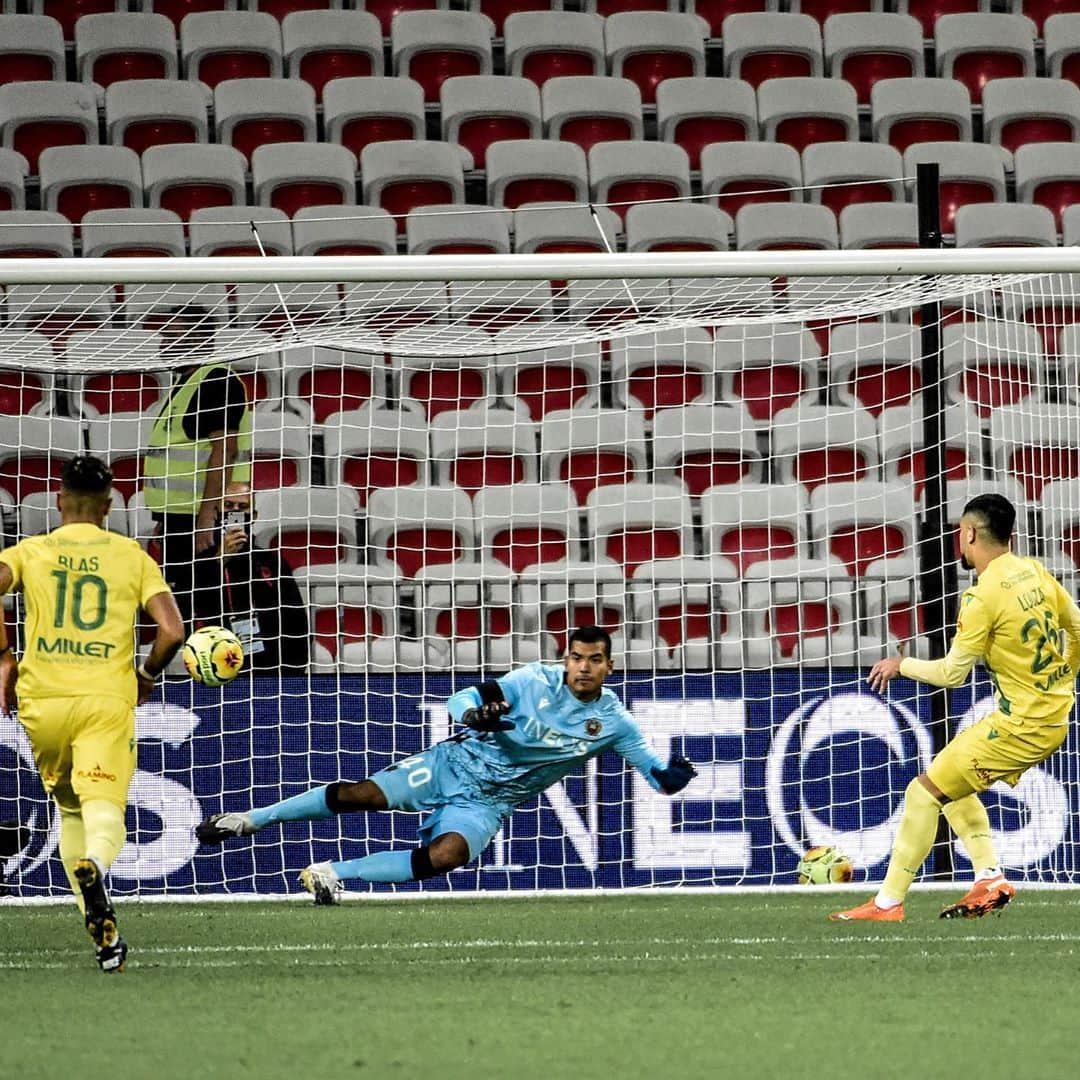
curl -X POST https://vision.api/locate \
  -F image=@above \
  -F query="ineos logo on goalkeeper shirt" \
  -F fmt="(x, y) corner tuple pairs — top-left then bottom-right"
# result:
(521, 715), (589, 755)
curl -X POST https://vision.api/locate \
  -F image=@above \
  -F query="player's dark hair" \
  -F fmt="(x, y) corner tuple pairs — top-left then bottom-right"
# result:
(963, 493), (1015, 544)
(61, 455), (113, 497)
(567, 625), (613, 659)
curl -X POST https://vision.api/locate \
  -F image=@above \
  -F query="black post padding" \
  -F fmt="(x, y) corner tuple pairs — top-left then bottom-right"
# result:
(917, 161), (957, 881)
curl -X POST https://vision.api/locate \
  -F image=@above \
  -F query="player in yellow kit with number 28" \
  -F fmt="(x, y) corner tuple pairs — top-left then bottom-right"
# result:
(0, 456), (184, 972)
(832, 493), (1080, 922)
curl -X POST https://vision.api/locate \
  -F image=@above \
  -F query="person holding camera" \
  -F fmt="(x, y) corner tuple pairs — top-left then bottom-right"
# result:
(209, 482), (310, 676)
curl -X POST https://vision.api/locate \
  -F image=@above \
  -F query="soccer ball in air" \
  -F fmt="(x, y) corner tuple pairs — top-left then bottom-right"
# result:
(796, 846), (855, 885)
(183, 626), (244, 687)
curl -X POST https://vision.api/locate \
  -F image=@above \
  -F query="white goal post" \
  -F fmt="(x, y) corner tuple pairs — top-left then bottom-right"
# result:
(1, 246), (1079, 898)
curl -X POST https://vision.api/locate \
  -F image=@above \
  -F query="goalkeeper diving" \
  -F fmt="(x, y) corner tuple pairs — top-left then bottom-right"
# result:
(197, 626), (696, 899)
(833, 493), (1080, 922)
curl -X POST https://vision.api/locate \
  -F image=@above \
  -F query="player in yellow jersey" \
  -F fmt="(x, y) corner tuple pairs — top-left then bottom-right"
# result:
(0, 456), (184, 971)
(831, 493), (1080, 922)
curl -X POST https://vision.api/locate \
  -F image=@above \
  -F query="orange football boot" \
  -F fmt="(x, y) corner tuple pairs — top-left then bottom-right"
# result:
(828, 897), (905, 922)
(939, 874), (1016, 919)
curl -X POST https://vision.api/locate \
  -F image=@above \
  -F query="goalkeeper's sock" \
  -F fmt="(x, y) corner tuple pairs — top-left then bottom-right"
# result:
(81, 799), (126, 873)
(877, 778), (943, 906)
(57, 805), (87, 915)
(331, 851), (417, 884)
(249, 785), (335, 830)
(943, 794), (999, 877)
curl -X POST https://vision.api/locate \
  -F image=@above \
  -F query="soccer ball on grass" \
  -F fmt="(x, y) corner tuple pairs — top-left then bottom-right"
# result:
(183, 626), (244, 687)
(796, 845), (854, 885)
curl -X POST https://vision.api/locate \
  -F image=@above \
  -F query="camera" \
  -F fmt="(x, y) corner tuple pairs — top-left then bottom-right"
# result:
(224, 510), (248, 530)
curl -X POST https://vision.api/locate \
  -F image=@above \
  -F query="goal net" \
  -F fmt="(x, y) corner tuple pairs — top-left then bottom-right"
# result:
(1, 247), (1077, 898)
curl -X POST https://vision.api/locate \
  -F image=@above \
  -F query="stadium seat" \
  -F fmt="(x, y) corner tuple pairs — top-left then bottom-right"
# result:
(142, 143), (246, 220)
(771, 403), (879, 492)
(404, 204), (510, 255)
(870, 77), (972, 154)
(0, 414), (85, 504)
(701, 482), (808, 574)
(214, 328), (283, 407)
(586, 482), (694, 577)
(38, 146), (142, 223)
(75, 13), (178, 87)
(1040, 477), (1080, 567)
(391, 327), (494, 418)
(215, 78), (317, 163)
(485, 140), (588, 209)
(448, 278), (554, 328)
(954, 203), (1057, 248)
(188, 205), (292, 256)
(105, 80), (209, 156)
(66, 337), (167, 418)
(0, 150), (28, 212)
(894, 0), (987, 38)
(981, 79), (1080, 155)
(879, 402), (983, 497)
(604, 12), (707, 105)
(342, 275), (450, 331)
(902, 142), (1009, 235)
(993, 270), (1080, 361)
(19, 489), (129, 539)
(0, 14), (65, 83)
(830, 321), (920, 417)
(653, 403), (762, 494)
(823, 12), (923, 105)
(656, 78), (757, 171)
(118, 282), (231, 333)
(1014, 142), (1080, 235)
(503, 12), (606, 88)
(80, 207), (186, 257)
(253, 486), (361, 569)
(943, 319), (1043, 418)
(723, 13), (823, 87)
(839, 201), (918, 248)
(292, 204), (397, 256)
(0, 82), (99, 174)
(28, 2), (128, 41)
(431, 406), (539, 494)
(359, 141), (467, 228)
(392, 11), (494, 103)
(860, 554), (926, 647)
(324, 77), (425, 159)
(492, 330), (602, 419)
(0, 334), (57, 417)
(251, 142), (357, 217)
(700, 141), (800, 217)
(180, 10), (283, 87)
(944, 476), (1031, 557)
(440, 76), (542, 171)
(474, 481), (580, 572)
(282, 10), (383, 101)
(1045, 14), (1080, 83)
(542, 76), (644, 153)
(990, 405), (1080, 502)
(538, 408), (648, 504)
(368, 485), (474, 576)
(283, 346), (389, 425)
(466, 0), (562, 36)
(86, 412), (155, 503)
(808, 481), (914, 578)
(713, 323), (820, 424)
(801, 142), (903, 216)
(934, 13), (1036, 105)
(141, 3), (242, 33)
(511, 201), (620, 253)
(757, 77), (858, 152)
(6, 282), (113, 338)
(321, 405), (428, 507)
(588, 141), (691, 224)
(624, 202), (732, 253)
(735, 202), (837, 250)
(610, 327), (715, 416)
(580, 0), (678, 12)
(686, 0), (779, 39)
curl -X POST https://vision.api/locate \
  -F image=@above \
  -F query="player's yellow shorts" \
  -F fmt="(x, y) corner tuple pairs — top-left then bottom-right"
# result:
(927, 711), (1068, 801)
(17, 695), (136, 812)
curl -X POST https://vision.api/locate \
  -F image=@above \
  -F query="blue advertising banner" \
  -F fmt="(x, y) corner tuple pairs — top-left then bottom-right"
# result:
(2, 671), (1076, 896)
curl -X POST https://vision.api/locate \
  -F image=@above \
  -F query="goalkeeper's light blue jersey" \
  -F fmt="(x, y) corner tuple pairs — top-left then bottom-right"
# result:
(444, 661), (666, 809)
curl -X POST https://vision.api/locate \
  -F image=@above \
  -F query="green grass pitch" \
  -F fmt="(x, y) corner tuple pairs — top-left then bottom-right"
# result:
(2, 891), (1078, 1080)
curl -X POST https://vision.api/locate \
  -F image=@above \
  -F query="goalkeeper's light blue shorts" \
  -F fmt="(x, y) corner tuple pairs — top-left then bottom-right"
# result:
(370, 742), (506, 861)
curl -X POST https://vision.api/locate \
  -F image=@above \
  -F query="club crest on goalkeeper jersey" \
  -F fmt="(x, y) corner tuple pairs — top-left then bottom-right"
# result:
(0, 523), (171, 708)
(444, 661), (666, 807)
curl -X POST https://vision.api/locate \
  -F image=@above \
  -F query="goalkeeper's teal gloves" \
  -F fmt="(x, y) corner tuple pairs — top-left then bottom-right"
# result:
(651, 753), (697, 795)
(461, 700), (514, 732)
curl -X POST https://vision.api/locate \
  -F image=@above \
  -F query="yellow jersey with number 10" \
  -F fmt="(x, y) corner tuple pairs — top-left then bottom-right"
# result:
(0, 522), (171, 707)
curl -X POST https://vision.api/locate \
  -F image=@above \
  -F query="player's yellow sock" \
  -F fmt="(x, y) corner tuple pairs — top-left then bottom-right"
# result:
(943, 794), (999, 876)
(81, 799), (127, 873)
(57, 806), (87, 915)
(879, 778), (943, 905)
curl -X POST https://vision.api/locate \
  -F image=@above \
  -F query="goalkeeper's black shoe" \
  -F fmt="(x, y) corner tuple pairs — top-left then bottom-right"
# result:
(74, 858), (125, 972)
(95, 936), (128, 975)
(196, 812), (256, 845)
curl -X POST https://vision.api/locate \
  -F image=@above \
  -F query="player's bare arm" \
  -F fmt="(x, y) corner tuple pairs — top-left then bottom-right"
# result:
(0, 561), (15, 714)
(195, 430), (237, 554)
(137, 591), (185, 705)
